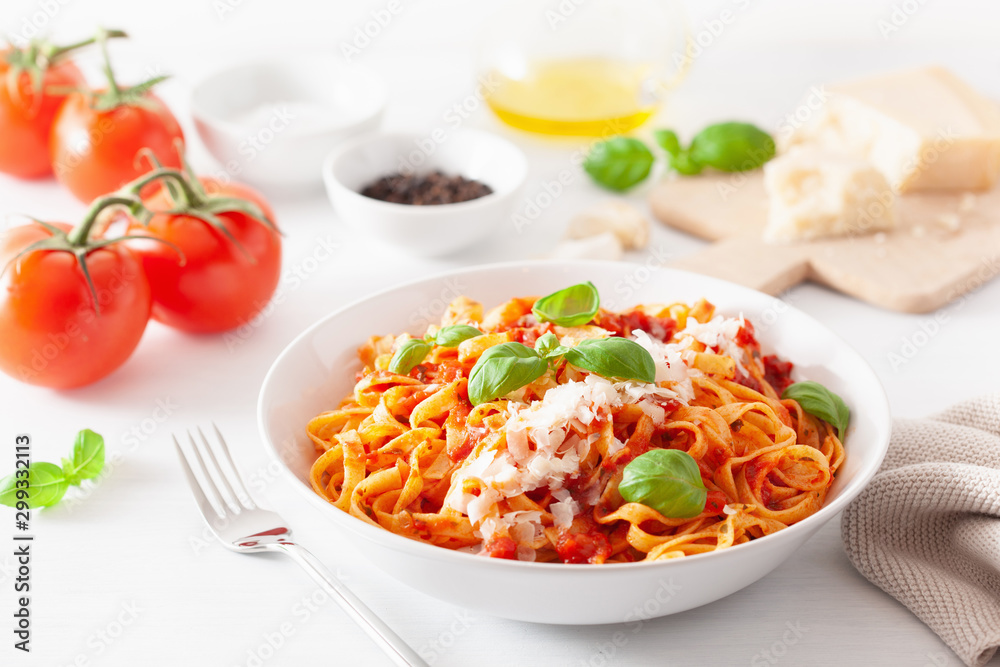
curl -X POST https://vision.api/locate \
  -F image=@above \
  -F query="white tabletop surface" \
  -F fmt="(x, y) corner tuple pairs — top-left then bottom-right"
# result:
(2, 1), (999, 665)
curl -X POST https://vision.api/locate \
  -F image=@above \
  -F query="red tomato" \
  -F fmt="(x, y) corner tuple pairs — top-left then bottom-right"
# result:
(0, 222), (151, 388)
(0, 50), (85, 179)
(126, 178), (282, 333)
(50, 91), (184, 203)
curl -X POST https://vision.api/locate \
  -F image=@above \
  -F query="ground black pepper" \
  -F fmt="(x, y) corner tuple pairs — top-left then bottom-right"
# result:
(359, 170), (493, 205)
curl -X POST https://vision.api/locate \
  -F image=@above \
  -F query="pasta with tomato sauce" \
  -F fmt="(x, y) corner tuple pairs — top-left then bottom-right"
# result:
(306, 294), (845, 564)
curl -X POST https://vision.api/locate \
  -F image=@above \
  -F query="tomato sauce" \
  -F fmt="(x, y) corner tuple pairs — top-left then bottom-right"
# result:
(594, 310), (678, 342)
(704, 489), (728, 516)
(446, 400), (487, 463)
(734, 367), (763, 393)
(483, 535), (518, 560)
(555, 518), (612, 564)
(744, 458), (781, 509)
(509, 322), (555, 346)
(448, 426), (486, 463)
(735, 320), (759, 350)
(762, 355), (795, 394)
(602, 434), (652, 471)
(395, 388), (432, 415)
(413, 360), (467, 384)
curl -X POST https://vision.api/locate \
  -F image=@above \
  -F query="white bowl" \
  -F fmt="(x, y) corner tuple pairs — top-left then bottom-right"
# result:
(191, 56), (386, 192)
(257, 261), (891, 624)
(322, 129), (528, 256)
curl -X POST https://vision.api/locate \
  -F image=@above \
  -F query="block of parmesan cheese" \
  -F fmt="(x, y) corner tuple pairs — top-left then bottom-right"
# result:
(763, 148), (896, 243)
(781, 67), (1000, 192)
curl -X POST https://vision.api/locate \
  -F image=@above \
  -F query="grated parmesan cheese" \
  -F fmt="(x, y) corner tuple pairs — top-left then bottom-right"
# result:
(446, 371), (682, 549)
(676, 315), (748, 375)
(630, 329), (697, 403)
(550, 489), (581, 529)
(446, 319), (749, 553)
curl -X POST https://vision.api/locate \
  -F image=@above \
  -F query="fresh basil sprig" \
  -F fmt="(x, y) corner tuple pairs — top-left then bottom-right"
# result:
(583, 121), (776, 190)
(583, 137), (655, 192)
(562, 337), (655, 384)
(0, 429), (106, 509)
(533, 332), (566, 359)
(468, 342), (549, 405)
(388, 338), (433, 375)
(433, 324), (482, 347)
(658, 122), (775, 175)
(532, 282), (600, 327)
(61, 428), (106, 485)
(388, 325), (484, 375)
(782, 381), (850, 441)
(654, 130), (701, 175)
(467, 334), (656, 405)
(619, 449), (707, 519)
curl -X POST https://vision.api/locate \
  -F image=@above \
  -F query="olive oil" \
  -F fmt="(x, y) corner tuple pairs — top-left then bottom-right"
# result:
(486, 58), (658, 136)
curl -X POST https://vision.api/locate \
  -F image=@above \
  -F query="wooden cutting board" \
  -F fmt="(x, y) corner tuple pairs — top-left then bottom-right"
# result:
(648, 173), (1000, 313)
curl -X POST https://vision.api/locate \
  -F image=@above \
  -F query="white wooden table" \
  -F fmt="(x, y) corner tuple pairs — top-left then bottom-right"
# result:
(1, 1), (998, 665)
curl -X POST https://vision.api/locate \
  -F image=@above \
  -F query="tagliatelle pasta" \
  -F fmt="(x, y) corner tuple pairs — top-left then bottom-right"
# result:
(306, 293), (845, 564)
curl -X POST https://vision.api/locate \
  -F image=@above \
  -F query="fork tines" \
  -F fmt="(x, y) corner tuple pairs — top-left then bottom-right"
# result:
(173, 423), (256, 519)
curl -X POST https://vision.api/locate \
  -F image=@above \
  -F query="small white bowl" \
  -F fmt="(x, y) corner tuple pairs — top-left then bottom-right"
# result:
(322, 129), (528, 256)
(191, 55), (386, 192)
(257, 261), (891, 625)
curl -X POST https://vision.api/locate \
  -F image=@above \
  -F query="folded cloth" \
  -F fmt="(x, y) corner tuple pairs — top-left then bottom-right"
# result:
(842, 392), (1000, 667)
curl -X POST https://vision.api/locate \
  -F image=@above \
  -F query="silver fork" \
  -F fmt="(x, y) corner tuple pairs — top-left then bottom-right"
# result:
(173, 424), (428, 667)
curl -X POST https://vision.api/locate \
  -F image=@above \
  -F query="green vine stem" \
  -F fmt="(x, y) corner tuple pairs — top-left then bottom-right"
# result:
(89, 27), (168, 112)
(4, 167), (187, 315)
(4, 152), (280, 316)
(3, 29), (127, 105)
(126, 143), (282, 261)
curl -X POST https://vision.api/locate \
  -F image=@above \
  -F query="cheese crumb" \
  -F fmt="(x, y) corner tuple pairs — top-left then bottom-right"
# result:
(937, 213), (961, 231)
(565, 200), (650, 250)
(548, 231), (625, 261)
(958, 193), (978, 213)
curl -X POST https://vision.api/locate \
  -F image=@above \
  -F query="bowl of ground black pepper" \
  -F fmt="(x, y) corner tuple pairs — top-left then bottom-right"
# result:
(322, 129), (528, 256)
(360, 171), (494, 206)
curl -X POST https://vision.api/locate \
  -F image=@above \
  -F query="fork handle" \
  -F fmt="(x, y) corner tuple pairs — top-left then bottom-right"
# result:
(273, 542), (429, 667)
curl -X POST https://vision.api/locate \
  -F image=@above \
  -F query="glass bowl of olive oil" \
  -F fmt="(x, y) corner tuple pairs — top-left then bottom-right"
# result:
(479, 0), (689, 137)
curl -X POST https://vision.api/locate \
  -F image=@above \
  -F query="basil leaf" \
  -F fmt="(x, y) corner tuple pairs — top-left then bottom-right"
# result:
(668, 150), (704, 176)
(653, 129), (681, 157)
(468, 342), (548, 406)
(388, 338), (432, 375)
(0, 462), (69, 509)
(433, 324), (481, 348)
(61, 429), (105, 485)
(688, 121), (775, 173)
(583, 137), (655, 191)
(782, 381), (850, 441)
(619, 449), (707, 518)
(562, 337), (655, 384)
(534, 332), (562, 358)
(532, 282), (600, 327)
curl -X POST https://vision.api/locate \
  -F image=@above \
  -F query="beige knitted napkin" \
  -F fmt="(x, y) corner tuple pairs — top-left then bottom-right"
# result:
(842, 392), (1000, 667)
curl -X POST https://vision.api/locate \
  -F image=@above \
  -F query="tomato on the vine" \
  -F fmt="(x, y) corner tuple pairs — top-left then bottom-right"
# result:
(126, 174), (282, 333)
(0, 33), (120, 179)
(0, 218), (151, 389)
(50, 34), (183, 203)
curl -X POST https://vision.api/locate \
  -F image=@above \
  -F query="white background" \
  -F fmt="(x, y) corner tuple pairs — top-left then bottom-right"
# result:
(1, 1), (998, 665)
